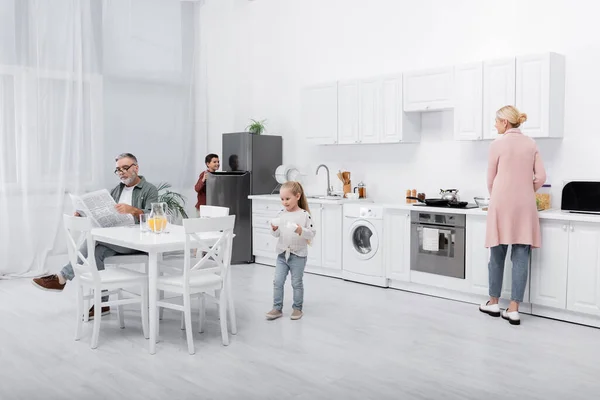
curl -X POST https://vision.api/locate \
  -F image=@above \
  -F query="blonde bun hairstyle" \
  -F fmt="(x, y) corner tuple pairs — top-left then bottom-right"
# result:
(496, 105), (527, 128)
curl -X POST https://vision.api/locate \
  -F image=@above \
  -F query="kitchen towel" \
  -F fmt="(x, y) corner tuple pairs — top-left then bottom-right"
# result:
(422, 228), (440, 252)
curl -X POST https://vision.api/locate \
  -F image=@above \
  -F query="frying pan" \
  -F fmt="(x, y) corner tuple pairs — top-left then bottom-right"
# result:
(407, 196), (469, 208)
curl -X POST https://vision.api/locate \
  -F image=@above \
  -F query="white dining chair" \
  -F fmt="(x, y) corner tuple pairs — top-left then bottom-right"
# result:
(160, 205), (237, 335)
(63, 215), (149, 349)
(155, 215), (235, 355)
(199, 205), (236, 335)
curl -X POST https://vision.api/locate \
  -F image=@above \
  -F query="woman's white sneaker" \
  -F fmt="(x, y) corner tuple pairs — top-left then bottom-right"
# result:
(479, 301), (501, 317)
(502, 309), (521, 325)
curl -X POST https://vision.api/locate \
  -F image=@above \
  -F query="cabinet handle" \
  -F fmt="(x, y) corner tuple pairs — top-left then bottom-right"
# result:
(562, 225), (567, 231)
(570, 225), (574, 232)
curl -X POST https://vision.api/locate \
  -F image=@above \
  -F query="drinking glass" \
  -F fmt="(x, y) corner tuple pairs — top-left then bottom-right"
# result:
(139, 214), (150, 233)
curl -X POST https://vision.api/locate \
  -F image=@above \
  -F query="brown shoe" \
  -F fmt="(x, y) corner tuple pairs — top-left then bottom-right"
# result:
(290, 309), (303, 320)
(32, 275), (66, 292)
(87, 306), (110, 320)
(265, 309), (282, 320)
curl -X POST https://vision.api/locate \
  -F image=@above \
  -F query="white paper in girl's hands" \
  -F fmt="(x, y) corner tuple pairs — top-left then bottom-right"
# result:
(285, 221), (298, 232)
(270, 218), (280, 227)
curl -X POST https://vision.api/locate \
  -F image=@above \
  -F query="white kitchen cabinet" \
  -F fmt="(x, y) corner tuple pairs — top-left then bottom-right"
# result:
(566, 221), (600, 316)
(466, 215), (489, 295)
(302, 82), (338, 145)
(320, 204), (343, 272)
(337, 80), (360, 144)
(403, 67), (454, 112)
(251, 200), (341, 277)
(381, 75), (421, 143)
(454, 62), (483, 141)
(515, 52), (565, 138)
(383, 209), (411, 282)
(530, 219), (569, 309)
(482, 58), (516, 140)
(306, 202), (323, 269)
(466, 215), (529, 301)
(252, 230), (277, 258)
(358, 78), (381, 144)
(251, 200), (281, 263)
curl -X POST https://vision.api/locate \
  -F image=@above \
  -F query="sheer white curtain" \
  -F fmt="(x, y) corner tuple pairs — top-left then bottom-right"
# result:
(0, 0), (201, 277)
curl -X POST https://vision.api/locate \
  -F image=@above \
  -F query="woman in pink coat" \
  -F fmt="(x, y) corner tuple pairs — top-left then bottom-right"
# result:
(478, 105), (546, 325)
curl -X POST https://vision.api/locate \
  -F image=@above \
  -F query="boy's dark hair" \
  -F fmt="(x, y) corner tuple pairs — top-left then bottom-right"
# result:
(205, 153), (219, 165)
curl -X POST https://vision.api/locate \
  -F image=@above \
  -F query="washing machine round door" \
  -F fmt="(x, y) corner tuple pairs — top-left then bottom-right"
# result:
(349, 220), (379, 260)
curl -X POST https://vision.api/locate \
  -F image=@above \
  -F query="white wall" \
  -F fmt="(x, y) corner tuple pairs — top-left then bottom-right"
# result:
(200, 0), (600, 204)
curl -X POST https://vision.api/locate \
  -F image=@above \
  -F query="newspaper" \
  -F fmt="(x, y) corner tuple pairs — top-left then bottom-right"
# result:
(69, 189), (135, 228)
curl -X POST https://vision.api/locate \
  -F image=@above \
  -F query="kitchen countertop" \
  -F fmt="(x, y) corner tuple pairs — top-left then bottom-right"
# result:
(251, 195), (600, 223)
(382, 203), (600, 223)
(248, 194), (373, 205)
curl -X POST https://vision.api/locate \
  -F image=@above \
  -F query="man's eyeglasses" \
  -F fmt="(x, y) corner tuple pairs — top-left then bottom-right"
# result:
(114, 164), (137, 175)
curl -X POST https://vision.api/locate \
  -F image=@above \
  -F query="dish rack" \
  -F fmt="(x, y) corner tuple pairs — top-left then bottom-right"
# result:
(271, 165), (306, 194)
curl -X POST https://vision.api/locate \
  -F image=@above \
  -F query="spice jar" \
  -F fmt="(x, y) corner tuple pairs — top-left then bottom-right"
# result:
(536, 184), (551, 211)
(406, 190), (412, 204)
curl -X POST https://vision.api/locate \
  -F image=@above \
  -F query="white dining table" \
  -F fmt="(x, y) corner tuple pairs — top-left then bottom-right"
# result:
(90, 224), (223, 354)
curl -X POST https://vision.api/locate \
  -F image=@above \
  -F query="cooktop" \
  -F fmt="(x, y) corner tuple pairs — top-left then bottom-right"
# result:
(412, 203), (479, 209)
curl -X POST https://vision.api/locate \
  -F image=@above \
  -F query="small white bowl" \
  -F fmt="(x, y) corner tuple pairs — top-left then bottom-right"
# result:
(345, 193), (359, 200)
(474, 197), (490, 210)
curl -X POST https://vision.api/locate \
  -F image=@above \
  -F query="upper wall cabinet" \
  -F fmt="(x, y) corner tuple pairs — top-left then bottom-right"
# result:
(454, 62), (483, 141)
(358, 77), (382, 144)
(381, 75), (421, 143)
(403, 67), (454, 112)
(465, 52), (565, 141)
(516, 52), (565, 138)
(302, 82), (338, 145)
(329, 76), (421, 145)
(337, 80), (360, 144)
(302, 51), (565, 145)
(482, 58), (516, 140)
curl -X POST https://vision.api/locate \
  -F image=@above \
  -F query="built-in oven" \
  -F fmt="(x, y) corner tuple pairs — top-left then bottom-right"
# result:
(410, 211), (466, 279)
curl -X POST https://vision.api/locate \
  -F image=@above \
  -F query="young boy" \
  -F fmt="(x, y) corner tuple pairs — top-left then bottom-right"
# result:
(194, 153), (220, 216)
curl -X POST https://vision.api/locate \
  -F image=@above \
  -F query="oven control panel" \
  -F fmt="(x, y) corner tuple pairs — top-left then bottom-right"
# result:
(411, 211), (466, 228)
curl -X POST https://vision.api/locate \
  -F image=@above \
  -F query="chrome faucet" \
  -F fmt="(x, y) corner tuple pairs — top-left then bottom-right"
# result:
(315, 164), (333, 197)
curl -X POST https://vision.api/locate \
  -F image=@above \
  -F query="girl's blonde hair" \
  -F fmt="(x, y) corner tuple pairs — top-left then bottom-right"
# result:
(281, 181), (310, 214)
(496, 105), (528, 128)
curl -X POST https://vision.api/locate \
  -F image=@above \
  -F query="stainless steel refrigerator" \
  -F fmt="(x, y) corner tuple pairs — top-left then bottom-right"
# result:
(206, 133), (282, 264)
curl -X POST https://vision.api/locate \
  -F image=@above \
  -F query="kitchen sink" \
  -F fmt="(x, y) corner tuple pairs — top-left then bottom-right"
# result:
(306, 195), (343, 200)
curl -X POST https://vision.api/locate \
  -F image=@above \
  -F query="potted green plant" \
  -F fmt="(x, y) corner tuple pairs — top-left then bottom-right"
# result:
(246, 119), (267, 135)
(156, 182), (188, 220)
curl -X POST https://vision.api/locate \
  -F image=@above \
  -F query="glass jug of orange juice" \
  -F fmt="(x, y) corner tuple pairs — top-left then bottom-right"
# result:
(148, 202), (168, 233)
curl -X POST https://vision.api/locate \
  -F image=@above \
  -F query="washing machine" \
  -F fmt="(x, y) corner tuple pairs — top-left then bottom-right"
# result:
(342, 204), (387, 287)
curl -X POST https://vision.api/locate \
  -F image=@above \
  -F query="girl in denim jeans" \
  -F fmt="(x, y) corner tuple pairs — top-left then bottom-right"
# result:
(265, 181), (316, 321)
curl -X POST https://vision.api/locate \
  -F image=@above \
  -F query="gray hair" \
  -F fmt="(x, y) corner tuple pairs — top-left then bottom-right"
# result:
(115, 153), (138, 163)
